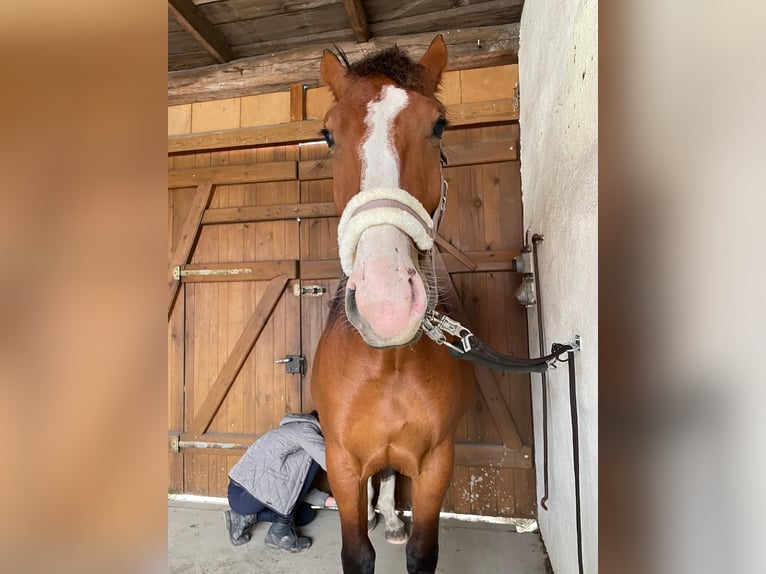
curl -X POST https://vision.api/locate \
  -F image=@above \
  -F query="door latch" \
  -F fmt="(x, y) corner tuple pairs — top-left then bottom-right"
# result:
(275, 355), (305, 374)
(293, 284), (326, 297)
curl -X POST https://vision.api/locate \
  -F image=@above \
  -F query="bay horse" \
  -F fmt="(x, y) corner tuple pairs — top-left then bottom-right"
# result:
(311, 36), (473, 574)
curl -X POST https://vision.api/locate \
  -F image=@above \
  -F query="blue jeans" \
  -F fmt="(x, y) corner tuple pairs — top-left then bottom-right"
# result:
(228, 460), (320, 526)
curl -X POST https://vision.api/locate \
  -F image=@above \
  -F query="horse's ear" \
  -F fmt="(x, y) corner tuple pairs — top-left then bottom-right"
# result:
(321, 49), (349, 100)
(418, 35), (448, 94)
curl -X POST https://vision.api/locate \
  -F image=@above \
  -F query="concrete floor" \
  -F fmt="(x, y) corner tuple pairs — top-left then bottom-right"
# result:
(168, 499), (549, 573)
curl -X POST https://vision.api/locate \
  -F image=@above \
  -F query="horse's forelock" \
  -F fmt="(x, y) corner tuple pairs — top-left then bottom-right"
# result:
(348, 46), (432, 97)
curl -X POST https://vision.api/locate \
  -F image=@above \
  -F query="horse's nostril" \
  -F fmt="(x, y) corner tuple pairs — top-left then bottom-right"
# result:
(407, 268), (416, 277)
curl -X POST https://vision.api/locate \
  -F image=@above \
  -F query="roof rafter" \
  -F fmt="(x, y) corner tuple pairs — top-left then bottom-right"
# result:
(341, 0), (371, 43)
(168, 0), (233, 64)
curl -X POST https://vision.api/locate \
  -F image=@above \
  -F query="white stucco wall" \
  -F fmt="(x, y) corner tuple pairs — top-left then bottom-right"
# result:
(518, 0), (598, 573)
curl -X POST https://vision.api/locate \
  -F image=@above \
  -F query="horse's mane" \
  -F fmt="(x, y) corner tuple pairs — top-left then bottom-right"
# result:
(339, 45), (435, 97)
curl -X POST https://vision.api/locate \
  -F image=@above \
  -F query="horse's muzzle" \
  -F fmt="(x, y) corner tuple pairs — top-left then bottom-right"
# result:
(344, 225), (427, 348)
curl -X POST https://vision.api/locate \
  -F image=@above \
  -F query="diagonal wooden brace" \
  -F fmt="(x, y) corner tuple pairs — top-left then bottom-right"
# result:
(168, 180), (215, 319)
(188, 275), (290, 436)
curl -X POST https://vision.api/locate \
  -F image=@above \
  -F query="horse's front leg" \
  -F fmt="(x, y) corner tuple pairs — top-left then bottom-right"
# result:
(327, 446), (375, 574)
(406, 440), (454, 574)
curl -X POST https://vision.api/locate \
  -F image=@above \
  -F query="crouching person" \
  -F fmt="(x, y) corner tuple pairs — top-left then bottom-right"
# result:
(224, 411), (335, 552)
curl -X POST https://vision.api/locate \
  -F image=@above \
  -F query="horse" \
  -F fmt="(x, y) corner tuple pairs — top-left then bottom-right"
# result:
(311, 36), (474, 574)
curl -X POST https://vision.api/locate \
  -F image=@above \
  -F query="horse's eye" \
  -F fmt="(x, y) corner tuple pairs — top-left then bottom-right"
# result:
(432, 118), (447, 139)
(321, 128), (335, 148)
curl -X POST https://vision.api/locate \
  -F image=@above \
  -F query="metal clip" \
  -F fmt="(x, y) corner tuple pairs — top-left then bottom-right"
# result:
(422, 310), (474, 354)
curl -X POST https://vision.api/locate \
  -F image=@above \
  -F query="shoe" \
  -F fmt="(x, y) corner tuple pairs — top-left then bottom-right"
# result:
(265, 519), (312, 552)
(224, 509), (257, 546)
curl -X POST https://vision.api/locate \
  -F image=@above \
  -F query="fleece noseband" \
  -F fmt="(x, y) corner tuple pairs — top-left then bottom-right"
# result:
(337, 187), (435, 276)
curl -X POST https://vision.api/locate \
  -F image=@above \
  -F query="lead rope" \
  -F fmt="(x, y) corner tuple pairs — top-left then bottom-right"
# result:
(421, 151), (579, 373)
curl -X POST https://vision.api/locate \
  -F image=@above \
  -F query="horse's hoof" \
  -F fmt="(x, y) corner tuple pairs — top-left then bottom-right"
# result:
(367, 514), (378, 532)
(385, 527), (409, 544)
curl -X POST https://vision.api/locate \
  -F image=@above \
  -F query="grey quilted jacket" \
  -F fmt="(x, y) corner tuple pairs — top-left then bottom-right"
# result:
(228, 413), (327, 515)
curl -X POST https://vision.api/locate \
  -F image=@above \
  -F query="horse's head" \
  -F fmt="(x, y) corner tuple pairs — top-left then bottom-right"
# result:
(320, 36), (448, 348)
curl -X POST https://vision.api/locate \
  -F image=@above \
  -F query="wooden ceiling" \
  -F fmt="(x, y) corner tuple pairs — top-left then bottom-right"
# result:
(168, 0), (523, 105)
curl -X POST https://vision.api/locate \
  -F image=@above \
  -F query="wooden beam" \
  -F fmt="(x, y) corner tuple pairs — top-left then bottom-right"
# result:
(342, 0), (370, 43)
(454, 443), (532, 469)
(171, 433), (532, 469)
(169, 161), (297, 188)
(188, 275), (290, 435)
(300, 259), (343, 280)
(297, 250), (517, 280)
(298, 139), (518, 181)
(168, 120), (324, 154)
(168, 24), (519, 105)
(442, 139), (518, 165)
(447, 99), (519, 125)
(168, 181), (214, 319)
(435, 234), (478, 271)
(202, 202), (337, 224)
(369, 0), (523, 38)
(168, 100), (515, 154)
(290, 84), (306, 122)
(168, 0), (233, 64)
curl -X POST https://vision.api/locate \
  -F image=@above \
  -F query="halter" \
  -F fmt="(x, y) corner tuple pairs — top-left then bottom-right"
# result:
(336, 152), (575, 370)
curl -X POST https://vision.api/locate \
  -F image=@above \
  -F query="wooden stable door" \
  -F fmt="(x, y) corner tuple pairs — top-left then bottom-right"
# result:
(168, 123), (537, 517)
(168, 145), (305, 496)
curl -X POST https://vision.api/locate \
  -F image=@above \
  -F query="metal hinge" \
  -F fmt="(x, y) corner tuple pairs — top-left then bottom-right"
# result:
(172, 265), (253, 280)
(293, 284), (326, 297)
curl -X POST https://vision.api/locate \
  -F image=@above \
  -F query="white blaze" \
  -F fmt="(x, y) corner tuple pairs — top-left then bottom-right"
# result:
(360, 85), (409, 190)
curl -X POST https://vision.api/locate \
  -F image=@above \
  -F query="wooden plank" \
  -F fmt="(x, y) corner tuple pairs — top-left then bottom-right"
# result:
(188, 274), (290, 435)
(460, 65), (519, 103)
(179, 260), (298, 283)
(172, 442), (531, 470)
(438, 249), (516, 274)
(186, 452), (210, 495)
(194, 0), (337, 24)
(447, 98), (519, 127)
(496, 468), (515, 517)
(443, 139), (518, 165)
(298, 250), (516, 280)
(369, 0), (522, 37)
(168, 100), (515, 154)
(471, 466), (497, 516)
(169, 161), (297, 188)
(513, 468), (537, 517)
(298, 158), (333, 181)
(454, 443), (532, 469)
(300, 259), (342, 280)
(297, 141), (516, 182)
(168, 24), (519, 105)
(168, 181), (215, 318)
(451, 466), (472, 514)
(168, 120), (324, 154)
(435, 234), (478, 271)
(290, 84), (306, 122)
(168, 0), (233, 63)
(168, 104), (192, 136)
(342, 0), (370, 43)
(202, 201), (337, 224)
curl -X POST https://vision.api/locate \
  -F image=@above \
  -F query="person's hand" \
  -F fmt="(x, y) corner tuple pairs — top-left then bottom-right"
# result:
(324, 496), (337, 509)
